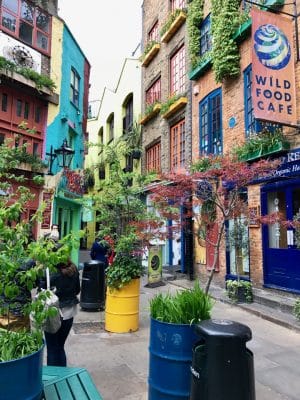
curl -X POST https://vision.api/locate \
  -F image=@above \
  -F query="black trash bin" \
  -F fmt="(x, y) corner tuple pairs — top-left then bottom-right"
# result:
(80, 260), (106, 311)
(190, 319), (255, 400)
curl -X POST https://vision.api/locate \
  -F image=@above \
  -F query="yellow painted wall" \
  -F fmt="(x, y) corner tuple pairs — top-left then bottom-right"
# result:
(86, 58), (142, 247)
(47, 16), (63, 124)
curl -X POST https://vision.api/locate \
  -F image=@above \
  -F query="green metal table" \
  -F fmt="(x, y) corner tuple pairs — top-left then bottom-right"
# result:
(42, 366), (103, 400)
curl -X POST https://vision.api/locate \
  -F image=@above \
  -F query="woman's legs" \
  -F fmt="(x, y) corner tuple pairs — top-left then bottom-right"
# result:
(45, 318), (73, 366)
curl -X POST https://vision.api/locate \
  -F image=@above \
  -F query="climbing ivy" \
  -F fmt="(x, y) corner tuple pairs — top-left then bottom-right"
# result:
(211, 0), (241, 82)
(187, 0), (204, 70)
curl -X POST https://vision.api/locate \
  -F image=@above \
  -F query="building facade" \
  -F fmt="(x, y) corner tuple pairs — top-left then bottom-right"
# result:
(86, 57), (141, 249)
(189, 0), (300, 294)
(141, 0), (193, 273)
(0, 0), (90, 265)
(0, 0), (59, 238)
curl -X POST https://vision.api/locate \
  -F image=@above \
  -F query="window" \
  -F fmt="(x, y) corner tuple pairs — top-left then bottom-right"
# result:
(123, 95), (133, 132)
(199, 15), (212, 57)
(107, 114), (114, 142)
(1, 0), (51, 53)
(33, 142), (39, 156)
(70, 68), (80, 107)
(146, 78), (161, 105)
(170, 46), (185, 96)
(98, 127), (104, 146)
(199, 88), (222, 155)
(34, 105), (41, 123)
(1, 93), (8, 112)
(24, 101), (29, 119)
(146, 142), (161, 172)
(171, 0), (186, 11)
(170, 119), (185, 171)
(148, 21), (159, 42)
(0, 133), (5, 146)
(16, 99), (22, 117)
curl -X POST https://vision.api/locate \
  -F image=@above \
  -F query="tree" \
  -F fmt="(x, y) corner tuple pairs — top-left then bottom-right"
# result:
(92, 141), (162, 289)
(149, 154), (282, 294)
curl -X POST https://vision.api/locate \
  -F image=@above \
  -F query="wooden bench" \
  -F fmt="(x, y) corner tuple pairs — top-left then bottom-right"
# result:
(42, 366), (103, 400)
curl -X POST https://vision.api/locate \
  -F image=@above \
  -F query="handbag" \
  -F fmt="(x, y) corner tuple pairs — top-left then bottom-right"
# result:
(43, 267), (62, 334)
(31, 268), (62, 334)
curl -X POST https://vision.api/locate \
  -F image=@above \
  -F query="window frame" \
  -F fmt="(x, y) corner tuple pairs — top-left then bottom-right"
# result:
(148, 20), (159, 42)
(70, 68), (80, 108)
(199, 88), (222, 155)
(146, 78), (161, 105)
(1, 0), (51, 54)
(170, 45), (185, 96)
(199, 14), (212, 57)
(123, 94), (133, 133)
(146, 141), (161, 173)
(170, 119), (185, 172)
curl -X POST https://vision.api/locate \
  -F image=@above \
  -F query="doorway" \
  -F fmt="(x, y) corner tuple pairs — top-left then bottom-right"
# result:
(261, 180), (300, 292)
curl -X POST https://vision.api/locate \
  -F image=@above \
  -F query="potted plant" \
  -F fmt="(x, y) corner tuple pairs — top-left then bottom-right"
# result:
(93, 141), (159, 333)
(122, 121), (143, 160)
(148, 282), (213, 399)
(225, 217), (253, 304)
(0, 141), (79, 399)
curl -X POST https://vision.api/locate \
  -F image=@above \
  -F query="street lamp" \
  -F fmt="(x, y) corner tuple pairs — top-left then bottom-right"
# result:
(46, 139), (75, 175)
(54, 139), (75, 169)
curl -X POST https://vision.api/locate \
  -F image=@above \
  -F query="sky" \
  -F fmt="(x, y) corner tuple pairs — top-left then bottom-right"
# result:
(57, 1), (143, 101)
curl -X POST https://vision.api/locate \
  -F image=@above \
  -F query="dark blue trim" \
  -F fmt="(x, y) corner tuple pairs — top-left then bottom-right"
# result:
(168, 219), (173, 267)
(199, 88), (222, 155)
(263, 283), (300, 295)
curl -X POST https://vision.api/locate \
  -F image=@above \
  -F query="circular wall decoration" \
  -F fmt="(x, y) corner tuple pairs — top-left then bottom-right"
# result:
(11, 45), (34, 68)
(254, 24), (291, 70)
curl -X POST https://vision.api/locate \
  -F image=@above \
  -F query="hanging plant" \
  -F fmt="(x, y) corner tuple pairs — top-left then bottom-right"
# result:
(187, 0), (204, 70)
(211, 0), (241, 82)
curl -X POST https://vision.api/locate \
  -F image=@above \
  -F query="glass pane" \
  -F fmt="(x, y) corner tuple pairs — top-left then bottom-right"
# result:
(33, 142), (39, 155)
(35, 106), (41, 123)
(228, 217), (250, 277)
(19, 21), (33, 44)
(36, 10), (49, 32)
(21, 1), (33, 23)
(2, 94), (8, 112)
(267, 191), (287, 249)
(16, 99), (22, 117)
(0, 133), (5, 146)
(37, 31), (48, 50)
(24, 102), (29, 119)
(3, 0), (18, 13)
(2, 11), (16, 32)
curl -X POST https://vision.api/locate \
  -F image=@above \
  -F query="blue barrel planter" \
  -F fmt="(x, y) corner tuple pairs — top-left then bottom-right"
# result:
(148, 318), (198, 400)
(0, 344), (44, 400)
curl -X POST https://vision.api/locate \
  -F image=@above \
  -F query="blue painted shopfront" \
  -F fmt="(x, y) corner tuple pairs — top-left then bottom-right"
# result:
(261, 148), (300, 293)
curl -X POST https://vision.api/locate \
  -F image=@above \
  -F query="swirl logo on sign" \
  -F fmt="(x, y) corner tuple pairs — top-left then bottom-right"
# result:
(254, 24), (291, 70)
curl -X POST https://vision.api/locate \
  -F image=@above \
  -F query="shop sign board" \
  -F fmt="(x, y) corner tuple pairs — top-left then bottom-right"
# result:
(252, 8), (297, 126)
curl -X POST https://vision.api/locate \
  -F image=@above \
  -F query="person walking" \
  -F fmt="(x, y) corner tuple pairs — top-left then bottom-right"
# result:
(90, 237), (109, 268)
(42, 258), (80, 366)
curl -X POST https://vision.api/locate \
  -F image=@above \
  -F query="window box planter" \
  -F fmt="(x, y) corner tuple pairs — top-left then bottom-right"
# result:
(240, 141), (290, 162)
(141, 44), (161, 67)
(232, 18), (252, 43)
(161, 11), (186, 43)
(161, 97), (187, 119)
(189, 56), (212, 81)
(140, 103), (161, 125)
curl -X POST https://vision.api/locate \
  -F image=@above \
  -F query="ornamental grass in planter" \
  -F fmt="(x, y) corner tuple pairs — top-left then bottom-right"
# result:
(148, 282), (213, 399)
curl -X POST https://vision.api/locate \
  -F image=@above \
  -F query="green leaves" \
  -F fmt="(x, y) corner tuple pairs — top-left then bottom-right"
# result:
(150, 282), (213, 324)
(0, 329), (43, 362)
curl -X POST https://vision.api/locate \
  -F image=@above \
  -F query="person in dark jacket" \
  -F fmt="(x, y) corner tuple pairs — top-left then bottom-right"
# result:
(90, 237), (109, 268)
(42, 259), (80, 366)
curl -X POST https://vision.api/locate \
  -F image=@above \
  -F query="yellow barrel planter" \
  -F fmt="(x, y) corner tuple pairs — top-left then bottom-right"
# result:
(105, 278), (140, 333)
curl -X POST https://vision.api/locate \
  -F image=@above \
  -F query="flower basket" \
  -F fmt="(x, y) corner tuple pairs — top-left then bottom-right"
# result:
(161, 11), (187, 43)
(226, 280), (253, 303)
(141, 43), (160, 67)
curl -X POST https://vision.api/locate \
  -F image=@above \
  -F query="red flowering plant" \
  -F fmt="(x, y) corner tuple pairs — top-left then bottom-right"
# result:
(149, 153), (283, 294)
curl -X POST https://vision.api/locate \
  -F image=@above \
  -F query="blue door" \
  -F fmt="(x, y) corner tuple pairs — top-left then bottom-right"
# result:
(261, 180), (300, 293)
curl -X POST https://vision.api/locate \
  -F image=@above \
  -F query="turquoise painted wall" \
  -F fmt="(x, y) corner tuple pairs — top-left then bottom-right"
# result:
(46, 24), (86, 174)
